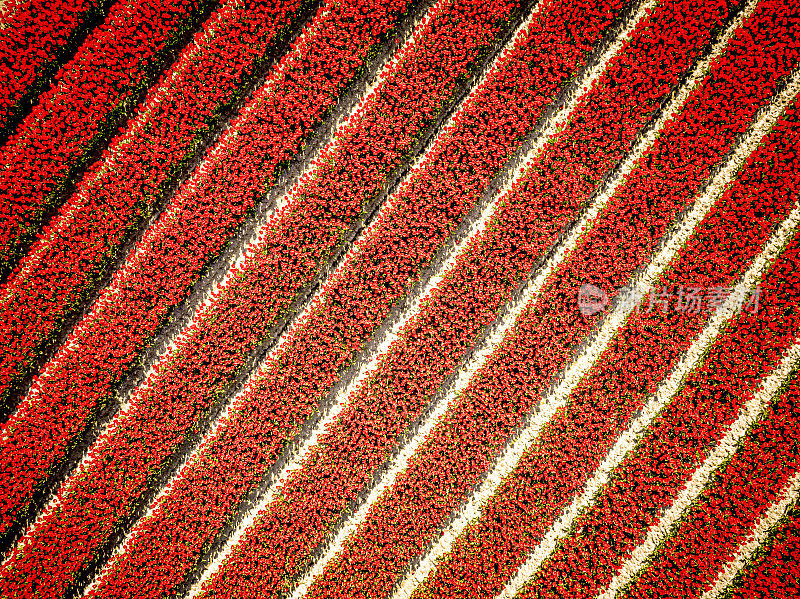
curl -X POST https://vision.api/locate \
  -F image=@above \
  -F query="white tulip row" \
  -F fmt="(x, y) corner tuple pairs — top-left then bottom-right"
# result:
(401, 1), (780, 595)
(701, 471), (800, 599)
(181, 0), (553, 596)
(284, 1), (663, 597)
(498, 196), (800, 599)
(597, 337), (800, 599)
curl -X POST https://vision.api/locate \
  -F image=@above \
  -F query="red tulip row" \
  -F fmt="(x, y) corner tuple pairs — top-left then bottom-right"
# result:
(422, 35), (800, 599)
(508, 157), (800, 599)
(0, 0), (312, 413)
(0, 0), (217, 273)
(81, 2), (534, 597)
(622, 363), (800, 599)
(3, 4), (795, 599)
(179, 1), (646, 597)
(728, 500), (800, 599)
(154, 1), (705, 596)
(0, 0), (109, 132)
(303, 5), (800, 598)
(2, 0), (495, 595)
(0, 0), (414, 555)
(56, 0), (629, 596)
(274, 0), (739, 597)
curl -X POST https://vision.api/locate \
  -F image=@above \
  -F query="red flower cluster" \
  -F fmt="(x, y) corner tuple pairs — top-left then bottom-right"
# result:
(301, 0), (738, 596)
(0, 0), (106, 131)
(513, 112), (800, 599)
(305, 4), (800, 598)
(191, 0), (656, 596)
(0, 0), (414, 565)
(0, 0), (309, 411)
(0, 0), (426, 596)
(729, 500), (800, 599)
(78, 0), (628, 594)
(0, 0), (798, 597)
(624, 374), (800, 599)
(0, 0), (213, 272)
(84, 0), (527, 596)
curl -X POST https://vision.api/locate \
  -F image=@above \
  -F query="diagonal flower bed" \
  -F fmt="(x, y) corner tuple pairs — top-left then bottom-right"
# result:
(1, 0), (798, 597)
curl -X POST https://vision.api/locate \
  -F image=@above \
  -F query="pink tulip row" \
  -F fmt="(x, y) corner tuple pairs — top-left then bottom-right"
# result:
(0, 0), (108, 132)
(623, 363), (800, 598)
(0, 0), (311, 413)
(301, 4), (800, 598)
(728, 497), (800, 599)
(0, 0), (414, 566)
(0, 0), (215, 273)
(508, 128), (800, 599)
(81, 0), (531, 596)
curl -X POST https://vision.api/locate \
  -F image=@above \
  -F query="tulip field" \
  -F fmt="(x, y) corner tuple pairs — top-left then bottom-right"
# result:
(1, 0), (799, 597)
